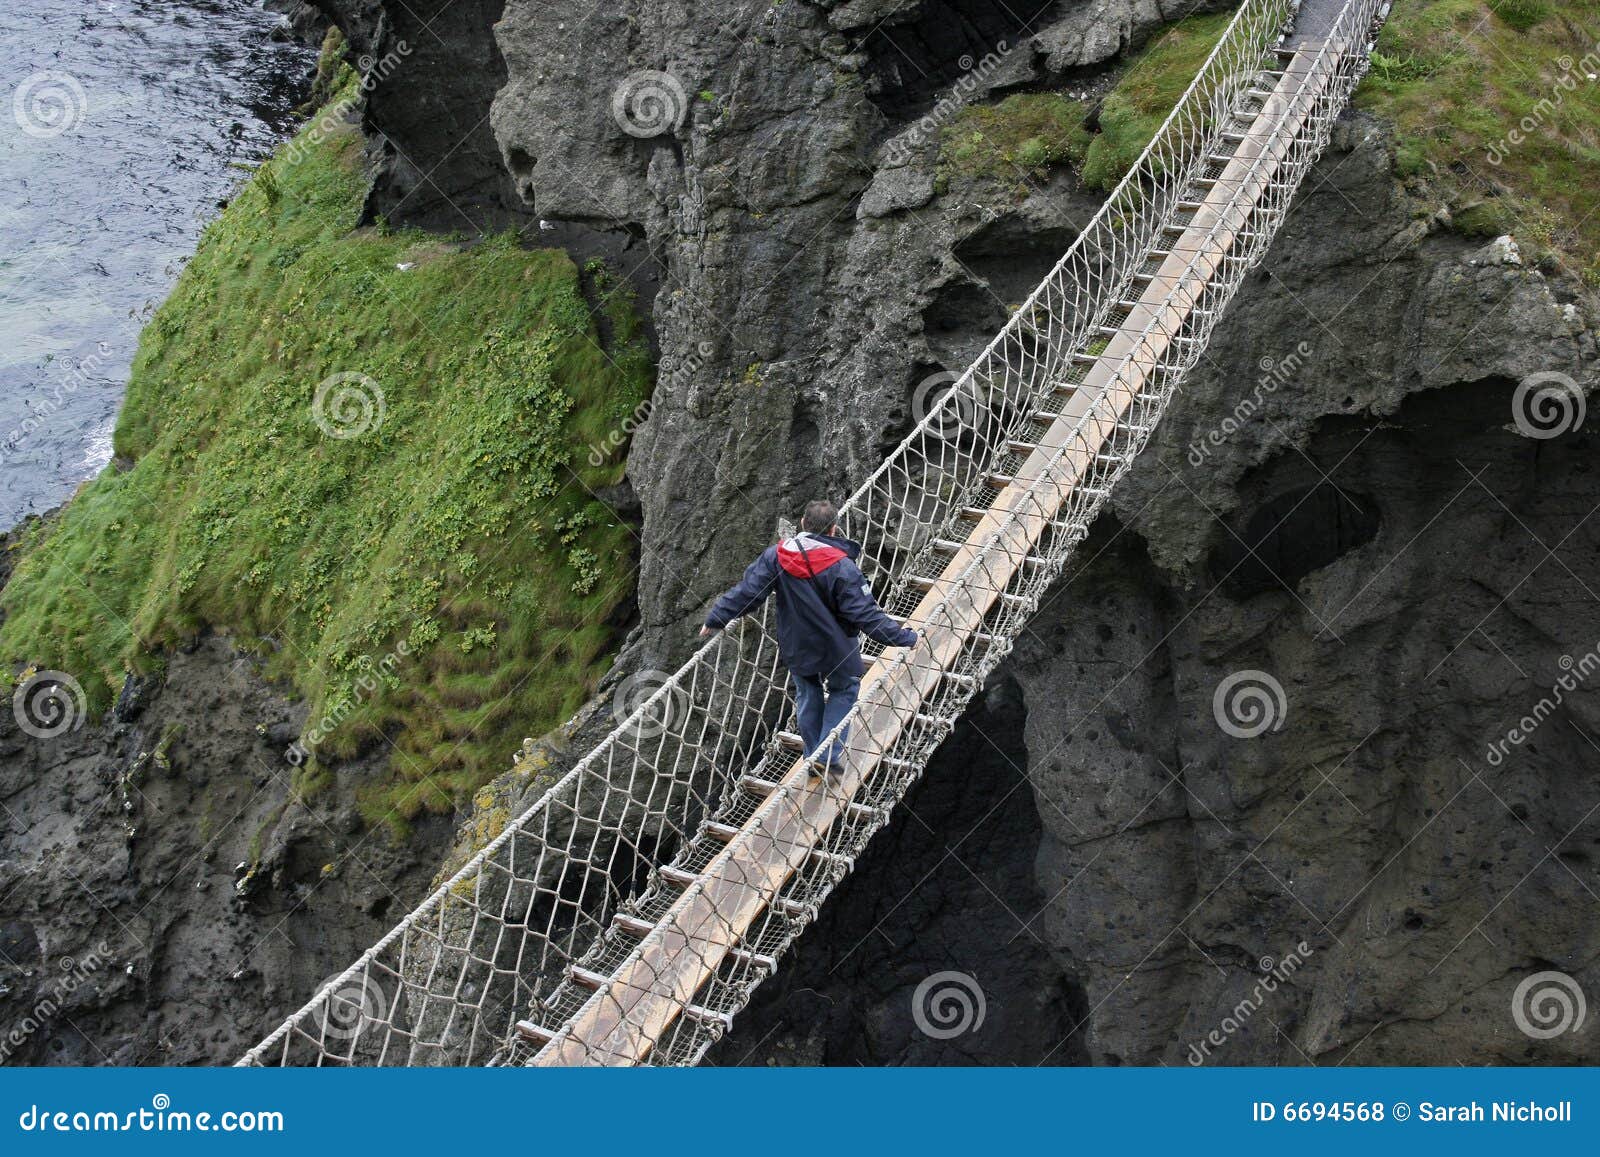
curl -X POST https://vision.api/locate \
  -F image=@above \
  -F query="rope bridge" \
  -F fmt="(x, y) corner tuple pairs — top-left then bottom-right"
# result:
(242, 0), (1386, 1067)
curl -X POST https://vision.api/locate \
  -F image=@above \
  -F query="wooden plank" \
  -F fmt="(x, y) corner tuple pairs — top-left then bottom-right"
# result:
(529, 42), (1338, 1067)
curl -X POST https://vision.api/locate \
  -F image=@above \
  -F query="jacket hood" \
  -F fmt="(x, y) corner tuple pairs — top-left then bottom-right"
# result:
(776, 531), (859, 579)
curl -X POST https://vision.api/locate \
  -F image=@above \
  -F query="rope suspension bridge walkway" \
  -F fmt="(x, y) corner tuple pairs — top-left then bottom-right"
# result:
(242, 0), (1388, 1068)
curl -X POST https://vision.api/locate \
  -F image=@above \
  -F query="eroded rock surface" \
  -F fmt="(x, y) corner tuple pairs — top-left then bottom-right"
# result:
(0, 636), (450, 1064)
(725, 117), (1600, 1064)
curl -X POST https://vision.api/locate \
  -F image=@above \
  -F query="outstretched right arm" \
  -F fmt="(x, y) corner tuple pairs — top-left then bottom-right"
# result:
(703, 549), (779, 631)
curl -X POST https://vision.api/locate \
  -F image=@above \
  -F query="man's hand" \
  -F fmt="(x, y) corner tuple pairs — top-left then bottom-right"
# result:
(699, 625), (714, 638)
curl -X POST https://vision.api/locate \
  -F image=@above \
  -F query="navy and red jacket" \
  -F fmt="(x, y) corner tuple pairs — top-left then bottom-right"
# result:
(703, 531), (918, 678)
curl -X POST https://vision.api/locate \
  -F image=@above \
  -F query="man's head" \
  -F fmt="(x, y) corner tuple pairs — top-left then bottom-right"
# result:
(800, 500), (838, 535)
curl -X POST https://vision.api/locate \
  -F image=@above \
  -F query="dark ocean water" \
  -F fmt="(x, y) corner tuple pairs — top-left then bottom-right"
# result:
(0, 0), (315, 527)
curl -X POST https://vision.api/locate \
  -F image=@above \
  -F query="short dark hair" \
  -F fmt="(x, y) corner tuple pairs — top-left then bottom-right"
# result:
(800, 500), (838, 534)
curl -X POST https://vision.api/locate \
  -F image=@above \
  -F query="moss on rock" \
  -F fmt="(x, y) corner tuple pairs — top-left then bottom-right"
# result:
(1357, 0), (1600, 277)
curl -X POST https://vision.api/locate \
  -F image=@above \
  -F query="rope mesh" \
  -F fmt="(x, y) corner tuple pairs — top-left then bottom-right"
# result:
(240, 0), (1386, 1068)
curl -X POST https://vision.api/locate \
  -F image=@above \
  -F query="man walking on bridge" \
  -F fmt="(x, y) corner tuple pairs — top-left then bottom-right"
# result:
(701, 500), (919, 779)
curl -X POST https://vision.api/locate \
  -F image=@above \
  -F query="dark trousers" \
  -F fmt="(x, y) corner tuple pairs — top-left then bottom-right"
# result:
(790, 667), (861, 766)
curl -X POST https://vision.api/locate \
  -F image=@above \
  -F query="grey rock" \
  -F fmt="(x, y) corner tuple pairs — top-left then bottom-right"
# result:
(857, 165), (935, 218)
(0, 637), (452, 1064)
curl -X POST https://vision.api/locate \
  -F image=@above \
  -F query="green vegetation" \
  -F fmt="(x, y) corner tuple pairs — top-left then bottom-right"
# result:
(1489, 0), (1552, 33)
(936, 11), (1233, 193)
(938, 92), (1093, 190)
(0, 80), (652, 833)
(1078, 10), (1234, 190)
(302, 25), (348, 112)
(1356, 0), (1600, 275)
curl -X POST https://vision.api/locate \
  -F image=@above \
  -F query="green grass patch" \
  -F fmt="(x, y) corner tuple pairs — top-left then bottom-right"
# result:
(1079, 11), (1235, 190)
(938, 92), (1093, 190)
(1489, 0), (1551, 32)
(0, 85), (652, 834)
(935, 12), (1234, 195)
(1356, 0), (1600, 274)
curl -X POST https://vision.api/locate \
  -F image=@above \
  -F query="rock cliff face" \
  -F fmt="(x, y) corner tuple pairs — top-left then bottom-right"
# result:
(305, 0), (528, 228)
(0, 623), (451, 1063)
(480, 0), (1600, 1064)
(718, 116), (1600, 1064)
(3, 0), (1597, 1066)
(489, 0), (1234, 680)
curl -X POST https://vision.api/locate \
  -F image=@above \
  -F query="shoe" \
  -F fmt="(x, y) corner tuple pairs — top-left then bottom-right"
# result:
(804, 759), (845, 782)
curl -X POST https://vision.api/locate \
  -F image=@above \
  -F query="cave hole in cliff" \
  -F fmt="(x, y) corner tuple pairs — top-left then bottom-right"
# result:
(858, 0), (1061, 118)
(953, 216), (1082, 311)
(1212, 483), (1382, 599)
(921, 278), (1010, 372)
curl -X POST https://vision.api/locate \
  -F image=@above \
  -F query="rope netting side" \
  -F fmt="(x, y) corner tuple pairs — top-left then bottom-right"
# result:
(241, 0), (1381, 1068)
(835, 0), (1298, 587)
